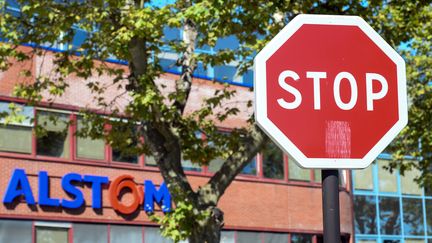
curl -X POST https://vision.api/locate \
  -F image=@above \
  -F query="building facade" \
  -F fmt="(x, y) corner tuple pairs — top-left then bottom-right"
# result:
(3, 1), (430, 243)
(0, 43), (354, 243)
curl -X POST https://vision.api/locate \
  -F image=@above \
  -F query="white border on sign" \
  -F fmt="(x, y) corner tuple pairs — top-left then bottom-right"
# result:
(254, 14), (407, 169)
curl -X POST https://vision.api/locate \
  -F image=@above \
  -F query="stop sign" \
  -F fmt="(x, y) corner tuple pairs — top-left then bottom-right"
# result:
(254, 14), (407, 169)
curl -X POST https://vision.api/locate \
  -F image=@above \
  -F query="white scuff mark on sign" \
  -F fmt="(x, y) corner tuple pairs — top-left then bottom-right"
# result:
(325, 121), (351, 158)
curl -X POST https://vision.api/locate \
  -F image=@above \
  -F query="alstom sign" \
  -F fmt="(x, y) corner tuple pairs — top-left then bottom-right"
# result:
(2, 169), (171, 214)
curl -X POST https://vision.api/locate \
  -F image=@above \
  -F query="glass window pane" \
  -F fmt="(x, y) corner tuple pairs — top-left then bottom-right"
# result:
(111, 128), (138, 163)
(145, 154), (157, 167)
(242, 70), (253, 87)
(379, 196), (401, 235)
(73, 223), (107, 243)
(403, 198), (424, 235)
(215, 36), (239, 51)
(110, 225), (142, 243)
(401, 165), (423, 195)
(263, 232), (288, 243)
(0, 219), (32, 243)
(288, 155), (310, 181)
(144, 227), (172, 243)
(262, 142), (284, 180)
(76, 117), (105, 160)
(314, 170), (322, 182)
(237, 231), (261, 243)
(36, 226), (68, 243)
(112, 149), (138, 163)
(214, 65), (240, 82)
(240, 157), (257, 175)
(0, 126), (32, 153)
(357, 240), (376, 243)
(182, 157), (202, 172)
(208, 157), (224, 173)
(404, 240), (425, 243)
(72, 28), (88, 49)
(160, 57), (180, 73)
(110, 124), (140, 164)
(163, 27), (181, 41)
(354, 195), (377, 234)
(378, 160), (397, 193)
(426, 199), (432, 235)
(36, 111), (70, 158)
(0, 102), (34, 126)
(291, 234), (312, 243)
(220, 231), (235, 243)
(0, 102), (34, 154)
(354, 164), (374, 190)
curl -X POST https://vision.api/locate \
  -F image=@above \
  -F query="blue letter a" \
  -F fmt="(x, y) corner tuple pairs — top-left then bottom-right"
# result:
(3, 169), (35, 205)
(144, 181), (171, 213)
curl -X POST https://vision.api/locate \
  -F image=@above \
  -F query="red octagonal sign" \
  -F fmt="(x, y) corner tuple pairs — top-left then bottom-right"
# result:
(254, 15), (407, 169)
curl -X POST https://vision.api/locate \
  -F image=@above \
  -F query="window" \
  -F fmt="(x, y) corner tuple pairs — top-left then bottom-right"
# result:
(237, 231), (261, 243)
(36, 110), (70, 158)
(110, 225), (142, 243)
(0, 219), (32, 243)
(111, 126), (139, 164)
(378, 160), (397, 193)
(163, 27), (181, 42)
(354, 164), (374, 190)
(240, 157), (257, 175)
(208, 156), (224, 173)
(354, 195), (377, 234)
(291, 234), (312, 243)
(314, 170), (322, 182)
(36, 226), (68, 243)
(220, 231), (235, 243)
(400, 165), (422, 195)
(379, 196), (401, 235)
(76, 117), (105, 160)
(426, 199), (432, 235)
(288, 155), (310, 181)
(145, 154), (157, 167)
(207, 132), (229, 174)
(214, 35), (239, 51)
(242, 70), (253, 87)
(214, 65), (241, 83)
(144, 227), (172, 243)
(262, 232), (288, 243)
(181, 156), (202, 172)
(160, 58), (180, 73)
(112, 148), (138, 163)
(0, 102), (33, 154)
(404, 240), (425, 243)
(71, 27), (88, 49)
(73, 223), (107, 243)
(262, 141), (284, 180)
(402, 198), (424, 235)
(193, 61), (209, 78)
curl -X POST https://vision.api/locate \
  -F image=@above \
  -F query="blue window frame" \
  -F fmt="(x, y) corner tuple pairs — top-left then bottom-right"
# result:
(352, 155), (432, 243)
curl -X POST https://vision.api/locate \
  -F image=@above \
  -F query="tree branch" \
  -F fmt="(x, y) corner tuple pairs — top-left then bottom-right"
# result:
(128, 31), (196, 202)
(173, 18), (198, 113)
(198, 125), (268, 206)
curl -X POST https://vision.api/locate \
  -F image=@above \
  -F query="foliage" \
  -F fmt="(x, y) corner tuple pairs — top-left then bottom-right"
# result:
(1, 0), (431, 242)
(387, 3), (432, 187)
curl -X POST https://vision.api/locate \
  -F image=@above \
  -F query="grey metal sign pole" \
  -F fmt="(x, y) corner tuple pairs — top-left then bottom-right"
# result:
(322, 169), (341, 243)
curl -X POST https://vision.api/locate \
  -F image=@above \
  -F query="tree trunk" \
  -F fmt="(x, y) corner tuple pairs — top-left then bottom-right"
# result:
(188, 207), (224, 243)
